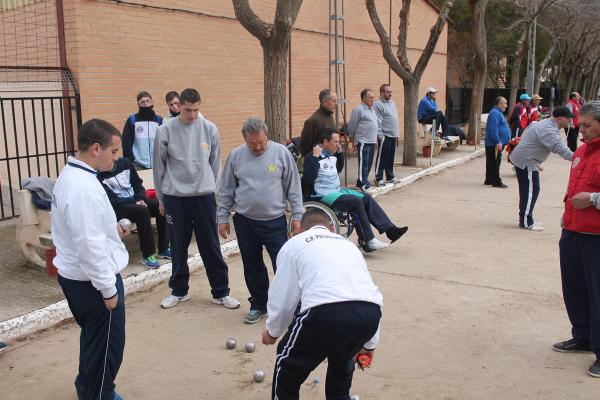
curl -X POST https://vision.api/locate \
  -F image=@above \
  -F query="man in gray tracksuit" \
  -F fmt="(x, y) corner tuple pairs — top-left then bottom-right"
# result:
(218, 117), (304, 324)
(374, 84), (400, 186)
(348, 89), (378, 191)
(509, 106), (574, 231)
(153, 88), (240, 310)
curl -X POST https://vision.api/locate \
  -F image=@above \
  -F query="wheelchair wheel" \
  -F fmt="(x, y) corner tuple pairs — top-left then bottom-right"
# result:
(288, 201), (340, 236)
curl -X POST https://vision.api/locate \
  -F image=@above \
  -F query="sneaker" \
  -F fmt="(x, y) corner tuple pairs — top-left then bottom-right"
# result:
(212, 295), (241, 309)
(142, 255), (160, 269)
(157, 248), (172, 259)
(0, 341), (6, 353)
(524, 222), (544, 232)
(552, 338), (592, 353)
(375, 180), (386, 187)
(114, 392), (123, 400)
(160, 294), (190, 309)
(386, 177), (397, 184)
(367, 237), (389, 251)
(589, 359), (600, 378)
(244, 309), (268, 324)
(386, 226), (408, 243)
(358, 239), (375, 253)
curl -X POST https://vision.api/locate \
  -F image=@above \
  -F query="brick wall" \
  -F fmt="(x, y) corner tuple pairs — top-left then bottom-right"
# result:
(63, 0), (447, 156)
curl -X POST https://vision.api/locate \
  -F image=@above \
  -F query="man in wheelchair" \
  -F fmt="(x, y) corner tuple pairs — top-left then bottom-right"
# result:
(302, 128), (408, 252)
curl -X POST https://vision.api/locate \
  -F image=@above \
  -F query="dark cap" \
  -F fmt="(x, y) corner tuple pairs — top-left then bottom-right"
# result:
(552, 106), (574, 119)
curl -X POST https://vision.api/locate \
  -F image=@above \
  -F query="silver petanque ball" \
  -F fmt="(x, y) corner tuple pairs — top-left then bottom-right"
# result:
(245, 342), (256, 353)
(225, 338), (237, 349)
(253, 370), (265, 383)
(312, 377), (320, 384)
(118, 218), (132, 230)
(350, 395), (360, 400)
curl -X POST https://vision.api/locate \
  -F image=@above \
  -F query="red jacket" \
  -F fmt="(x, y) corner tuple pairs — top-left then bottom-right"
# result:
(509, 103), (529, 130)
(568, 99), (580, 127)
(563, 137), (600, 234)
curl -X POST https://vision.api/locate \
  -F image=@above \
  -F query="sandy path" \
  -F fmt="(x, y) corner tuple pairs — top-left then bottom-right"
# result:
(1, 153), (597, 400)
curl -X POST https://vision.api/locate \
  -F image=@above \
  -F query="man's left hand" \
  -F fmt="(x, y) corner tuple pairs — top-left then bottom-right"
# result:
(291, 220), (301, 236)
(136, 200), (147, 207)
(572, 192), (592, 209)
(262, 329), (277, 345)
(116, 223), (130, 239)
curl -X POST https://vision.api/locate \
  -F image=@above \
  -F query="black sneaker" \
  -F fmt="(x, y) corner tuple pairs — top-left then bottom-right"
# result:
(386, 226), (408, 243)
(589, 359), (600, 378)
(552, 338), (592, 353)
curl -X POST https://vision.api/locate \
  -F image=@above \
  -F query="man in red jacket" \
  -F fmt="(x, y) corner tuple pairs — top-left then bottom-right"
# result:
(553, 101), (600, 378)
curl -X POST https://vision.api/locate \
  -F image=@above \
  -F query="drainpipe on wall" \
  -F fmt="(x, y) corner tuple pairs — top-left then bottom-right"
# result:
(55, 0), (76, 152)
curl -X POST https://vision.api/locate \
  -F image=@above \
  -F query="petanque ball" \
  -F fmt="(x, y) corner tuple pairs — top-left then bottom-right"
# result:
(118, 218), (132, 231)
(245, 342), (256, 353)
(350, 395), (360, 400)
(253, 370), (265, 383)
(225, 338), (236, 349)
(312, 377), (320, 384)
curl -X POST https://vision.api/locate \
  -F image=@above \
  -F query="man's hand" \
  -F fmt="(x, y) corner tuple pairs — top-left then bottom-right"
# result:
(116, 223), (130, 239)
(159, 201), (165, 216)
(291, 220), (301, 236)
(495, 143), (502, 152)
(218, 223), (230, 239)
(136, 200), (147, 207)
(312, 145), (322, 158)
(262, 329), (277, 345)
(572, 192), (592, 210)
(354, 348), (375, 370)
(104, 294), (118, 310)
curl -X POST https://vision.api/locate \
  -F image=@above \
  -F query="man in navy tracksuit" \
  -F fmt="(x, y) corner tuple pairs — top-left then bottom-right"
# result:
(153, 88), (240, 310)
(122, 91), (162, 170)
(262, 208), (383, 399)
(97, 157), (170, 269)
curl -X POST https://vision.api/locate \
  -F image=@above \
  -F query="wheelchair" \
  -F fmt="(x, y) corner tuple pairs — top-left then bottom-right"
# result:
(286, 137), (366, 248)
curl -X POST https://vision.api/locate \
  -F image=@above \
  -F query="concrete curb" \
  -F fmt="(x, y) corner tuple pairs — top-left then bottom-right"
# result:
(0, 148), (484, 342)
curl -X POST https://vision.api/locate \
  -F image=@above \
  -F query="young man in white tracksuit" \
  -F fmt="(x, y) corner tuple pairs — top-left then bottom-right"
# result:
(262, 208), (382, 400)
(52, 119), (129, 400)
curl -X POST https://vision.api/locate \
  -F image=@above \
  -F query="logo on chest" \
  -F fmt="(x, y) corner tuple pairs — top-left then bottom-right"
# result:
(201, 143), (209, 151)
(267, 163), (277, 174)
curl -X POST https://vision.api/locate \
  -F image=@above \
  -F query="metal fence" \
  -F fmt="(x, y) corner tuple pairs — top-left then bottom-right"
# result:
(0, 67), (81, 220)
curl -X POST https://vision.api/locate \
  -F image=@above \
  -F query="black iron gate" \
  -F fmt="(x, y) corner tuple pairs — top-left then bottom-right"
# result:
(0, 66), (81, 220)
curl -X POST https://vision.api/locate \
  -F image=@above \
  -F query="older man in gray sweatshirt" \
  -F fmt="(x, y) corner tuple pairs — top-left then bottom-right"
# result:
(348, 89), (378, 191)
(153, 88), (240, 310)
(374, 84), (400, 186)
(509, 106), (574, 231)
(218, 117), (303, 324)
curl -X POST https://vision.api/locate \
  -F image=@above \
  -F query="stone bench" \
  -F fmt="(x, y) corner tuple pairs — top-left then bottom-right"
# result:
(17, 168), (157, 268)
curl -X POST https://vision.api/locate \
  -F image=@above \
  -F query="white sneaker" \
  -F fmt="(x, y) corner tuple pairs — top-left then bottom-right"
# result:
(375, 180), (386, 187)
(160, 294), (190, 309)
(212, 295), (241, 309)
(525, 222), (544, 232)
(367, 237), (389, 250)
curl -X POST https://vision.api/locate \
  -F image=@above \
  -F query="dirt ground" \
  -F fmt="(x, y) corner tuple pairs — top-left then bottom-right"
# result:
(1, 153), (597, 400)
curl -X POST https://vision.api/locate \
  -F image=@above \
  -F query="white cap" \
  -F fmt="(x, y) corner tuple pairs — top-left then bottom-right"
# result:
(426, 87), (437, 94)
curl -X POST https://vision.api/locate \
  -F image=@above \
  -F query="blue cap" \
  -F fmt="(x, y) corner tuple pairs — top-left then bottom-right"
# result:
(519, 94), (531, 101)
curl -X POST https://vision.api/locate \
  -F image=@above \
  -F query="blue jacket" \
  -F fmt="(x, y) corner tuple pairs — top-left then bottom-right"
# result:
(417, 96), (437, 121)
(485, 106), (510, 146)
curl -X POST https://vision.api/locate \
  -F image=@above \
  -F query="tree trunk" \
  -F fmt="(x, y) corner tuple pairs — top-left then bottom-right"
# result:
(534, 45), (554, 95)
(263, 45), (288, 143)
(467, 0), (488, 145)
(508, 29), (528, 109)
(402, 80), (419, 167)
(563, 66), (578, 104)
